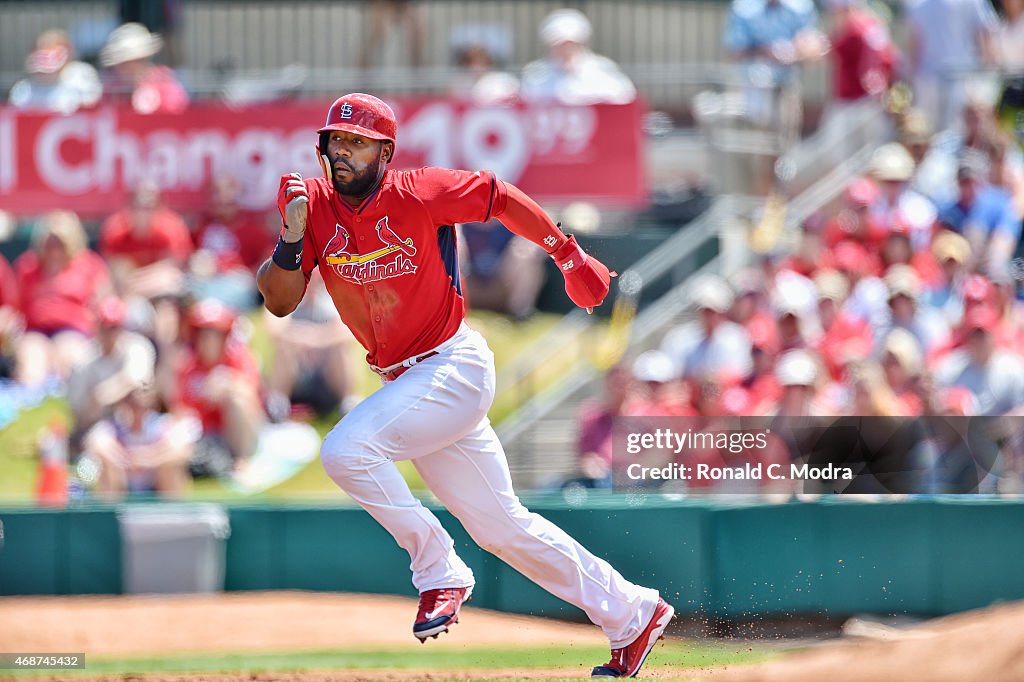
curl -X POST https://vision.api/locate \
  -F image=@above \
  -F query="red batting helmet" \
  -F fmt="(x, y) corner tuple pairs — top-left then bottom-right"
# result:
(318, 93), (397, 144)
(317, 93), (397, 181)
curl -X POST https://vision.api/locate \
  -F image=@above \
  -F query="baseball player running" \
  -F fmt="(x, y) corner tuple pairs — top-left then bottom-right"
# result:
(257, 93), (673, 678)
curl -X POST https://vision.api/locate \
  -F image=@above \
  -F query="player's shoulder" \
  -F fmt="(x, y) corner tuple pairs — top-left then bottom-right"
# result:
(389, 166), (491, 193)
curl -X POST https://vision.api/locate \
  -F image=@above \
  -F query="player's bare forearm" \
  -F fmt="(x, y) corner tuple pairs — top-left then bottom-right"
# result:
(497, 182), (568, 253)
(257, 258), (306, 317)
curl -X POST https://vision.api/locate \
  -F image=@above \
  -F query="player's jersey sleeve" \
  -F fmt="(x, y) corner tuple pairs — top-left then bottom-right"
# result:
(409, 167), (509, 226)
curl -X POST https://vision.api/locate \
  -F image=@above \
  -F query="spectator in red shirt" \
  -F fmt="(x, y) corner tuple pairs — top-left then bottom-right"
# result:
(825, 0), (897, 106)
(822, 178), (888, 250)
(99, 23), (188, 115)
(572, 363), (635, 489)
(170, 300), (264, 474)
(190, 175), (271, 309)
(101, 181), (193, 345)
(728, 269), (777, 341)
(879, 220), (943, 287)
(814, 269), (873, 381)
(101, 180), (192, 272)
(14, 211), (111, 386)
(193, 176), (273, 273)
(725, 317), (781, 416)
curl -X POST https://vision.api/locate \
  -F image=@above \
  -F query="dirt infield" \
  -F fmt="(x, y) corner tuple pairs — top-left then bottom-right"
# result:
(702, 600), (1024, 682)
(1, 592), (1022, 681)
(0, 591), (606, 655)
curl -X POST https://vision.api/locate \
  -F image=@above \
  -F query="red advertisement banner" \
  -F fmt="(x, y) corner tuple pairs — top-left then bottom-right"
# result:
(0, 99), (646, 218)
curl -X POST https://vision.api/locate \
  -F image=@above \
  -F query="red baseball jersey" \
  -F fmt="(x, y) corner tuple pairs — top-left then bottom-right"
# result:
(296, 167), (507, 368)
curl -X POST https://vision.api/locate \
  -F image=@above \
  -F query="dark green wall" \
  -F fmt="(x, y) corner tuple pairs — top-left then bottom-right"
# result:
(2, 498), (1023, 619)
(0, 508), (121, 595)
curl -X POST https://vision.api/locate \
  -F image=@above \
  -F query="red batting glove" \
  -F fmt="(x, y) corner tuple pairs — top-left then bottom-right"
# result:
(550, 235), (615, 313)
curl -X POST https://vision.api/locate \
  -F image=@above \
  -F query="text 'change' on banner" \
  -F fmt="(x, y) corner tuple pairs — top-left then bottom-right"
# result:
(0, 100), (646, 217)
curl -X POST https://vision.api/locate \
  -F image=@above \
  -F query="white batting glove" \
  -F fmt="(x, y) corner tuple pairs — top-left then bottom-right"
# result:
(277, 173), (309, 244)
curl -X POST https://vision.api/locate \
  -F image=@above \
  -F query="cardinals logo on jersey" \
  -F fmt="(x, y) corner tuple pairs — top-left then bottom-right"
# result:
(322, 217), (418, 285)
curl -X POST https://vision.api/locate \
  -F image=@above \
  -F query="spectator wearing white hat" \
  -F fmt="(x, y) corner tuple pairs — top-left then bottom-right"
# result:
(8, 29), (101, 114)
(772, 270), (822, 351)
(661, 275), (752, 383)
(868, 143), (938, 252)
(629, 350), (692, 417)
(772, 349), (822, 416)
(520, 8), (636, 106)
(874, 264), (951, 355)
(100, 22), (187, 114)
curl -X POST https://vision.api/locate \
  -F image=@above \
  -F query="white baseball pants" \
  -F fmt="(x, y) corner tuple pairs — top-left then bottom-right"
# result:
(320, 323), (660, 647)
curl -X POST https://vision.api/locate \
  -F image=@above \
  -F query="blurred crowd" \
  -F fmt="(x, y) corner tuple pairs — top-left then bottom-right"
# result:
(6, 7), (637, 115)
(3, 2), (1024, 499)
(2, 5), (643, 503)
(4, 177), (368, 503)
(574, 95), (1024, 492)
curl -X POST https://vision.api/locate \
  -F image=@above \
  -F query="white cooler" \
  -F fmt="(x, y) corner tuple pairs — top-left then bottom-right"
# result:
(117, 504), (231, 594)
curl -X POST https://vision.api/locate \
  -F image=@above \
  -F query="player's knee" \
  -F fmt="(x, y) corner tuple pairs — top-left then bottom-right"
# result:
(319, 422), (379, 478)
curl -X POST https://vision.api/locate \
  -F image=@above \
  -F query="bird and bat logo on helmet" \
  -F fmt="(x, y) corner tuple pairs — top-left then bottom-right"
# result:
(322, 216), (418, 285)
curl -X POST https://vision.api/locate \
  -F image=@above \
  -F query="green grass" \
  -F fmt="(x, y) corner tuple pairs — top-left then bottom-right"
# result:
(0, 310), (564, 504)
(6, 640), (774, 678)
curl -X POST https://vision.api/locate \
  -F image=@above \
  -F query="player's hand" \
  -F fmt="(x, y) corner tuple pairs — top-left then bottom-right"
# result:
(277, 173), (309, 244)
(550, 235), (616, 314)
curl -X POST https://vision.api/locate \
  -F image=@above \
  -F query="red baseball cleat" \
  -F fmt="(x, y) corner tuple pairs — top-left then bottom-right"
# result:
(413, 586), (473, 642)
(591, 598), (675, 677)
